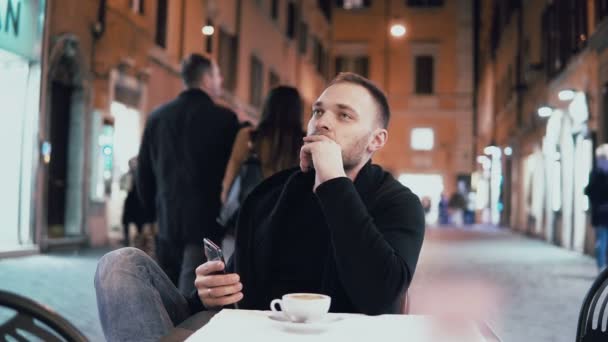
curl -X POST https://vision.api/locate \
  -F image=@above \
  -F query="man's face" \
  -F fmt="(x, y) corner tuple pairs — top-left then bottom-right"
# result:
(307, 82), (383, 171)
(203, 62), (223, 97)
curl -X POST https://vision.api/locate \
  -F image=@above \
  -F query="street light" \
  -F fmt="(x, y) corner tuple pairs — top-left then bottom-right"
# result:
(537, 105), (553, 118)
(558, 89), (576, 101)
(201, 25), (215, 36)
(390, 24), (406, 38)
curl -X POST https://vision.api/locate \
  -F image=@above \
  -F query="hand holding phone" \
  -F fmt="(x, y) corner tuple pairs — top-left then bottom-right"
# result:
(197, 238), (243, 308)
(203, 238), (226, 274)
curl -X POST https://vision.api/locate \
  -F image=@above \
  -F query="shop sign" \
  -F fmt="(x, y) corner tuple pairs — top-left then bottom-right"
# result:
(0, 0), (45, 60)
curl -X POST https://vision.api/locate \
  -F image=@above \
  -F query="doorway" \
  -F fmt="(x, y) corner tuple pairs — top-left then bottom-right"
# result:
(47, 81), (73, 237)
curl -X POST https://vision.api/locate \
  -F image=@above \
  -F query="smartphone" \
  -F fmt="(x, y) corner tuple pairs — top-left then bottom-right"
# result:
(203, 238), (226, 275)
(203, 238), (239, 309)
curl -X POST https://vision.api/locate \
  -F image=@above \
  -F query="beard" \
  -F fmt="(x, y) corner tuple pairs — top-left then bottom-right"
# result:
(307, 130), (372, 171)
(341, 133), (372, 171)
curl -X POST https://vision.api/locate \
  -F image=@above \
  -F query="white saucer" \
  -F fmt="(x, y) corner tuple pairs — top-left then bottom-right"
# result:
(268, 313), (344, 334)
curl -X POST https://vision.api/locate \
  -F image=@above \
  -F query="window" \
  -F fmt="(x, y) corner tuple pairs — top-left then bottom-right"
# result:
(286, 2), (297, 39)
(269, 70), (280, 89)
(337, 0), (371, 9)
(317, 0), (332, 20)
(313, 38), (327, 77)
(335, 56), (369, 78)
(205, 19), (213, 54)
(218, 29), (238, 91)
(407, 0), (444, 7)
(542, 1), (588, 79)
(598, 0), (608, 24)
(130, 0), (145, 14)
(271, 0), (280, 20)
(298, 22), (308, 55)
(415, 55), (434, 94)
(250, 55), (264, 107)
(411, 128), (434, 151)
(155, 0), (167, 47)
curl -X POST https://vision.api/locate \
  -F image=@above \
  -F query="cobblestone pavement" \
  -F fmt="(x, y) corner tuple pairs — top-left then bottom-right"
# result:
(0, 226), (598, 341)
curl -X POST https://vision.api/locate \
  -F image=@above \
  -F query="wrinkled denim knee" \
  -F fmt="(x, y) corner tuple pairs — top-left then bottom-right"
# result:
(95, 247), (190, 342)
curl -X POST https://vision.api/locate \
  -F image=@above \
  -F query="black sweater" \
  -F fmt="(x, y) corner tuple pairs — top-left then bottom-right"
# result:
(188, 162), (425, 314)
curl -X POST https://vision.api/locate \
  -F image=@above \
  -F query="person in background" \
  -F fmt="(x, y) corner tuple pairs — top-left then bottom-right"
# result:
(585, 144), (608, 271)
(136, 53), (240, 297)
(120, 157), (152, 247)
(221, 86), (305, 205)
(438, 192), (450, 225)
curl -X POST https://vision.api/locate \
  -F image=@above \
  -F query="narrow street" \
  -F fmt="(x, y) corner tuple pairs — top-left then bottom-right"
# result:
(0, 225), (597, 341)
(411, 226), (596, 342)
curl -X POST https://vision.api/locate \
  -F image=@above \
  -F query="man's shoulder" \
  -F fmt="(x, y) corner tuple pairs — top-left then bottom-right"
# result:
(371, 165), (420, 205)
(253, 167), (300, 196)
(215, 103), (238, 117)
(242, 168), (300, 209)
(148, 97), (182, 121)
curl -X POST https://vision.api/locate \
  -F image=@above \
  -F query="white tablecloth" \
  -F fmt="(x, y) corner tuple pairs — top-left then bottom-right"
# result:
(186, 309), (488, 342)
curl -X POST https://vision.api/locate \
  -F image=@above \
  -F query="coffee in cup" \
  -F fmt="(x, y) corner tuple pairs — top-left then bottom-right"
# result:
(270, 293), (331, 323)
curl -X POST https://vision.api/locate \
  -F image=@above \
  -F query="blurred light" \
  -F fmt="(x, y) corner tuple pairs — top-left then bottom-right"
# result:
(537, 106), (553, 118)
(484, 145), (501, 157)
(103, 146), (113, 156)
(551, 160), (562, 211)
(476, 155), (489, 164)
(504, 146), (512, 156)
(103, 170), (112, 180)
(411, 128), (434, 150)
(390, 24), (406, 38)
(202, 25), (215, 36)
(568, 92), (589, 124)
(41, 141), (52, 164)
(558, 89), (576, 101)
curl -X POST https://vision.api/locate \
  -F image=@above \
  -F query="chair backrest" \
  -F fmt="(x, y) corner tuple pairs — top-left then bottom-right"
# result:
(577, 267), (608, 342)
(0, 290), (87, 342)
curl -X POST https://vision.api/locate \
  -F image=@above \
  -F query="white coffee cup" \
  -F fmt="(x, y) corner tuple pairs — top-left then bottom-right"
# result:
(270, 293), (331, 323)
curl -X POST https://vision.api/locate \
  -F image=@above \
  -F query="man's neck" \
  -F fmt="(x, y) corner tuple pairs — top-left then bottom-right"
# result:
(345, 159), (370, 182)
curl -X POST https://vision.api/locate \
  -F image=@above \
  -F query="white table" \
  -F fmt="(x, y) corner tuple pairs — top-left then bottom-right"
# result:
(164, 309), (500, 342)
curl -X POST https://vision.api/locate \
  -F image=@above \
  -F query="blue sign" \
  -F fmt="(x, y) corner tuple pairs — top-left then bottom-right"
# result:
(0, 0), (45, 60)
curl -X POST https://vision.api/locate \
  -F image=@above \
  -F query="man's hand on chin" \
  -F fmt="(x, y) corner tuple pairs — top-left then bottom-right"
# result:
(300, 135), (347, 192)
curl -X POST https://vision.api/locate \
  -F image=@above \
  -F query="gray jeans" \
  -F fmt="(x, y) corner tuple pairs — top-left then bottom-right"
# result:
(94, 248), (192, 341)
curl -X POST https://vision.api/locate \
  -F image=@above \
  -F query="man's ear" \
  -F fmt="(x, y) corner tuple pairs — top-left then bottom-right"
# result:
(200, 72), (210, 89)
(368, 128), (388, 153)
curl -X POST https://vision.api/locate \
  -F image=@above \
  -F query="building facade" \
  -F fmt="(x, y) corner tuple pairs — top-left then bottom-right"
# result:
(0, 0), (47, 256)
(0, 0), (334, 255)
(475, 0), (608, 254)
(332, 0), (475, 223)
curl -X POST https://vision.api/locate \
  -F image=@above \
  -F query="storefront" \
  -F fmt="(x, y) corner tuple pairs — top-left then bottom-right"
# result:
(0, 0), (47, 254)
(527, 90), (593, 251)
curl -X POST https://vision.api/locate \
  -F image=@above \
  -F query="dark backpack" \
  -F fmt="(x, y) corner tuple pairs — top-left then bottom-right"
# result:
(217, 153), (264, 232)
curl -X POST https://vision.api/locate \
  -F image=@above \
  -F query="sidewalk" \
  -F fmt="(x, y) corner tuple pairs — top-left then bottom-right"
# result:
(0, 226), (598, 341)
(0, 248), (110, 340)
(411, 225), (597, 342)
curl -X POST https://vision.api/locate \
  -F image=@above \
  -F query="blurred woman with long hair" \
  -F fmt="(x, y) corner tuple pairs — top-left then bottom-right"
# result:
(221, 86), (305, 203)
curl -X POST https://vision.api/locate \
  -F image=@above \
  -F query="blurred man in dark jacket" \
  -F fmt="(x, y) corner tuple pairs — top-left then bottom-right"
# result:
(586, 144), (608, 271)
(136, 54), (239, 296)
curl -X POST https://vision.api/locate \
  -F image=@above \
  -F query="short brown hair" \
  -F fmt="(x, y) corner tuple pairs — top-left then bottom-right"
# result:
(327, 72), (390, 128)
(181, 53), (212, 88)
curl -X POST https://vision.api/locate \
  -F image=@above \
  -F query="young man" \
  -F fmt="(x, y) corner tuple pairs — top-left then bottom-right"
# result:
(136, 54), (239, 297)
(95, 73), (425, 341)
